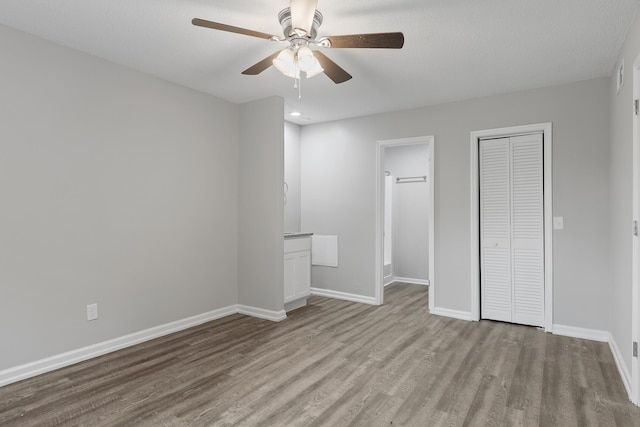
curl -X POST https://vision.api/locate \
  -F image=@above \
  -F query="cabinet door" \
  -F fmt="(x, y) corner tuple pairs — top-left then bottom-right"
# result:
(294, 251), (311, 297)
(284, 253), (296, 302)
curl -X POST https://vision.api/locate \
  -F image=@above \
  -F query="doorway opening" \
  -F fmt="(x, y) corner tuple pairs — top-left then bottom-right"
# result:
(469, 123), (553, 331)
(375, 136), (434, 310)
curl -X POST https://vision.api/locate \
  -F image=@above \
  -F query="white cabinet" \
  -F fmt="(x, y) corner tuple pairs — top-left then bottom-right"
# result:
(284, 236), (311, 306)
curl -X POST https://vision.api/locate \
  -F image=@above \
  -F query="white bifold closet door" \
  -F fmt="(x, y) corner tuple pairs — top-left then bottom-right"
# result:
(480, 133), (544, 327)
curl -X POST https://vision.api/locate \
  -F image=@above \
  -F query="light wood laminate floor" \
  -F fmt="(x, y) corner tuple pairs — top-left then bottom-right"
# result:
(1, 283), (639, 426)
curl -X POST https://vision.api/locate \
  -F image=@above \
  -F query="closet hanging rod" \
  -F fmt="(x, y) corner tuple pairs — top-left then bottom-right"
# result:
(396, 175), (427, 183)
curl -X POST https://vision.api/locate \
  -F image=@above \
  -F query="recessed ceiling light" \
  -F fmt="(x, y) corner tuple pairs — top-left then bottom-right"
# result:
(290, 112), (302, 117)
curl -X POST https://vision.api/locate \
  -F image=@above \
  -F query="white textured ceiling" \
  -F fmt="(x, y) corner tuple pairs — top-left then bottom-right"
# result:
(0, 0), (638, 124)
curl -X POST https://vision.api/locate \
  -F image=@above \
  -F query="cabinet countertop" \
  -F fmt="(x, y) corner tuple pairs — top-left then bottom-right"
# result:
(284, 232), (313, 239)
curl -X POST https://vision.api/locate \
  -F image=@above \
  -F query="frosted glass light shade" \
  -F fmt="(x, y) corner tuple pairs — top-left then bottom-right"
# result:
(273, 49), (298, 78)
(296, 46), (315, 71)
(305, 59), (324, 78)
(296, 46), (323, 78)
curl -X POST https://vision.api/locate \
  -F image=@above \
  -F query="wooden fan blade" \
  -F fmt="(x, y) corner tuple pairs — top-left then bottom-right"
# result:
(242, 51), (281, 75)
(192, 18), (274, 40)
(290, 0), (318, 35)
(314, 51), (352, 84)
(326, 32), (404, 49)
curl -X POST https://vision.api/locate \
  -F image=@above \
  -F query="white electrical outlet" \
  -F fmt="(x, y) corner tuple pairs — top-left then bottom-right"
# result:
(87, 303), (98, 321)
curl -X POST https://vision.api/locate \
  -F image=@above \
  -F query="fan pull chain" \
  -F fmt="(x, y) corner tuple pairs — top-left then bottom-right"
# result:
(293, 61), (302, 100)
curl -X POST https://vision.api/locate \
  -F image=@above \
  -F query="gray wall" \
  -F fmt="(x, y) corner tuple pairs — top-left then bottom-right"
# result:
(284, 121), (302, 233)
(609, 11), (640, 375)
(384, 144), (429, 281)
(237, 97), (285, 312)
(301, 78), (611, 332)
(0, 25), (240, 371)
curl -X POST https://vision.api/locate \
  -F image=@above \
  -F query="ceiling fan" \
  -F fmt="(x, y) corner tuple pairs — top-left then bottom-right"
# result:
(192, 0), (404, 85)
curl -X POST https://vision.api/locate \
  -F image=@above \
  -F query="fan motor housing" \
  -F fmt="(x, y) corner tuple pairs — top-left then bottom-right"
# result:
(278, 7), (323, 39)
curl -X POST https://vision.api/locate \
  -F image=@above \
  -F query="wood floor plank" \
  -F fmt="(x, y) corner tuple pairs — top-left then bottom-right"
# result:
(467, 325), (523, 425)
(1, 283), (639, 426)
(540, 334), (581, 426)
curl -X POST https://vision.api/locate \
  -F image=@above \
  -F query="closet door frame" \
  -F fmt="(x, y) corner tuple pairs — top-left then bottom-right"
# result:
(470, 123), (553, 332)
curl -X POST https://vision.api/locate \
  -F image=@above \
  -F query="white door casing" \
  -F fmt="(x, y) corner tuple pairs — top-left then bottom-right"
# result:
(375, 136), (434, 308)
(632, 53), (640, 406)
(383, 175), (394, 282)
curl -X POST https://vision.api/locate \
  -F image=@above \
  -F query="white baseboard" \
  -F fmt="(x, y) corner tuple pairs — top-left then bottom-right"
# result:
(237, 305), (287, 322)
(3, 303), (635, 409)
(430, 307), (474, 321)
(0, 303), (290, 388)
(607, 332), (632, 398)
(552, 324), (609, 342)
(391, 277), (429, 286)
(552, 325), (632, 402)
(310, 287), (377, 305)
(0, 305), (237, 388)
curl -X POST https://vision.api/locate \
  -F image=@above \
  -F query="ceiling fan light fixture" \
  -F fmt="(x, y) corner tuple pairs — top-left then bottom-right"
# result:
(273, 46), (322, 80)
(273, 48), (299, 78)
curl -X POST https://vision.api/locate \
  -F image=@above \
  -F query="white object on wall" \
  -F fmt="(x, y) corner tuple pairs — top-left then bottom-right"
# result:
(553, 216), (564, 230)
(311, 235), (338, 267)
